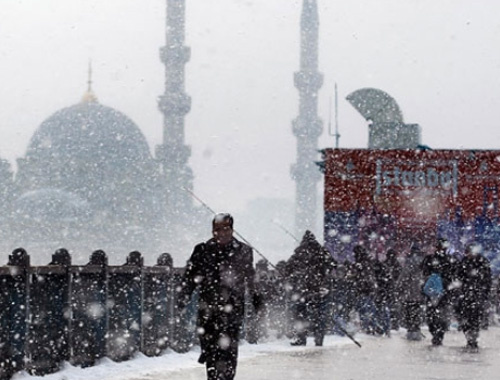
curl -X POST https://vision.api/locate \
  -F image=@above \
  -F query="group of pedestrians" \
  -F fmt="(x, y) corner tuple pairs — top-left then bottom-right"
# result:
(282, 235), (494, 351)
(175, 213), (495, 380)
(422, 239), (492, 349)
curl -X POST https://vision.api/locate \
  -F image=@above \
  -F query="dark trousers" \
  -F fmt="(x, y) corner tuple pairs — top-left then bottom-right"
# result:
(426, 298), (449, 344)
(290, 299), (327, 345)
(403, 301), (423, 332)
(389, 299), (401, 330)
(200, 328), (239, 380)
(290, 301), (308, 344)
(197, 305), (242, 380)
(308, 299), (327, 345)
(357, 295), (377, 334)
(459, 298), (485, 344)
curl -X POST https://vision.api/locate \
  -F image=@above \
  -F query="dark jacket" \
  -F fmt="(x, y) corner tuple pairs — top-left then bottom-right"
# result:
(178, 237), (256, 333)
(373, 260), (390, 304)
(384, 256), (402, 296)
(457, 254), (491, 303)
(347, 256), (377, 299)
(285, 231), (335, 301)
(399, 249), (425, 303)
(421, 249), (454, 291)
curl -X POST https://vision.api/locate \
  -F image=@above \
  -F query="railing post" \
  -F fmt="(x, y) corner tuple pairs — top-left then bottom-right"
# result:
(69, 250), (108, 367)
(26, 249), (71, 376)
(107, 251), (143, 362)
(141, 252), (173, 356)
(171, 267), (198, 353)
(49, 248), (71, 362)
(0, 248), (29, 380)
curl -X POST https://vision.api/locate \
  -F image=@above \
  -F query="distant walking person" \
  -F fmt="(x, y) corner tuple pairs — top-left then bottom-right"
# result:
(456, 244), (491, 350)
(421, 238), (454, 346)
(383, 248), (402, 330)
(347, 245), (378, 335)
(399, 244), (425, 340)
(285, 230), (336, 346)
(177, 213), (259, 380)
(247, 259), (275, 342)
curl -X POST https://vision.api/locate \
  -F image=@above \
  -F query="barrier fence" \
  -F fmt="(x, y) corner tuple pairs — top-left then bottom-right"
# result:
(6, 247), (496, 380)
(0, 248), (197, 380)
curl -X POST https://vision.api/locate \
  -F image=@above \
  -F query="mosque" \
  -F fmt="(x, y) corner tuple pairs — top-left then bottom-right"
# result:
(0, 0), (207, 264)
(0, 82), (201, 264)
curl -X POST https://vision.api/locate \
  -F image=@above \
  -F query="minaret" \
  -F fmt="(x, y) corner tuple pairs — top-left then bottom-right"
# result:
(291, 0), (324, 236)
(157, 0), (194, 224)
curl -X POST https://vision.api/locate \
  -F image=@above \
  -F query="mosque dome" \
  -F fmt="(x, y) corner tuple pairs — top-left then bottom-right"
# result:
(16, 95), (161, 226)
(26, 98), (152, 167)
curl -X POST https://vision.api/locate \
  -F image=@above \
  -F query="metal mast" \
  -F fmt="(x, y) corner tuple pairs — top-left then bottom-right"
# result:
(334, 83), (341, 148)
(157, 0), (194, 224)
(291, 0), (324, 236)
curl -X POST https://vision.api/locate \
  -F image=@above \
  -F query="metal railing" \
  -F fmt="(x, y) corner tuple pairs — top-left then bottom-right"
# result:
(0, 248), (196, 379)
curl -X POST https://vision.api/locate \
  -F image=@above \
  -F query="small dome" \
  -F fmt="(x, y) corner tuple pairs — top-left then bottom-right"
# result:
(13, 188), (91, 222)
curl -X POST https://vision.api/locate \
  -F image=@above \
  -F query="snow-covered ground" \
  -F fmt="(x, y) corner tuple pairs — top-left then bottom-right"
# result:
(13, 327), (500, 380)
(11, 335), (353, 380)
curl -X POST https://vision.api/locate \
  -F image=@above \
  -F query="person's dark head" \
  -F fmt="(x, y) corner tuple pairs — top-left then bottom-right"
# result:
(410, 243), (422, 257)
(212, 213), (234, 246)
(256, 259), (268, 272)
(336, 263), (347, 278)
(436, 237), (449, 254)
(353, 245), (367, 262)
(465, 243), (480, 258)
(386, 248), (397, 261)
(302, 230), (316, 243)
(276, 260), (287, 274)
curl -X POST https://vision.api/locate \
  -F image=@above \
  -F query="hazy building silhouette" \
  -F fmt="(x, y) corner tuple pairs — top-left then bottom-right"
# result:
(291, 0), (324, 236)
(346, 88), (421, 149)
(156, 0), (195, 231)
(0, 0), (205, 263)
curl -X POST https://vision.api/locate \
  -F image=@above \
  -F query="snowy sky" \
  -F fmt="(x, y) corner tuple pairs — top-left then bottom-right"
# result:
(1, 0), (500, 214)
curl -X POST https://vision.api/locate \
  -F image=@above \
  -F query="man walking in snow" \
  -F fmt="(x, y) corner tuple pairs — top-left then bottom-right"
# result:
(421, 238), (454, 346)
(383, 248), (402, 330)
(347, 245), (378, 335)
(285, 230), (336, 346)
(250, 259), (276, 341)
(456, 243), (491, 350)
(177, 213), (258, 380)
(399, 244), (425, 340)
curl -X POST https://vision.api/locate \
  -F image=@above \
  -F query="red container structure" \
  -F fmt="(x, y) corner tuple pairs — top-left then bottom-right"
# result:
(322, 148), (500, 270)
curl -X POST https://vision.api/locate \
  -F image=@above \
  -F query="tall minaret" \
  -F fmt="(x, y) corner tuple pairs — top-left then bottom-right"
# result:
(157, 0), (194, 225)
(291, 0), (323, 236)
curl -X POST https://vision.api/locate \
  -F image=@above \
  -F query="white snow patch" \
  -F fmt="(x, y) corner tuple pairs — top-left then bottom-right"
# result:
(11, 336), (354, 380)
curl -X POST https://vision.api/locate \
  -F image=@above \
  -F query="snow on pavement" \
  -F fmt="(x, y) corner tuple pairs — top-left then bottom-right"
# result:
(11, 335), (353, 380)
(12, 327), (500, 380)
(152, 327), (500, 380)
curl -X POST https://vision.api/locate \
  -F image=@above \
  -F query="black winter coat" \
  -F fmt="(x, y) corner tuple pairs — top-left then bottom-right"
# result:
(178, 237), (256, 334)
(457, 255), (491, 303)
(347, 257), (377, 298)
(421, 250), (454, 291)
(285, 233), (335, 301)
